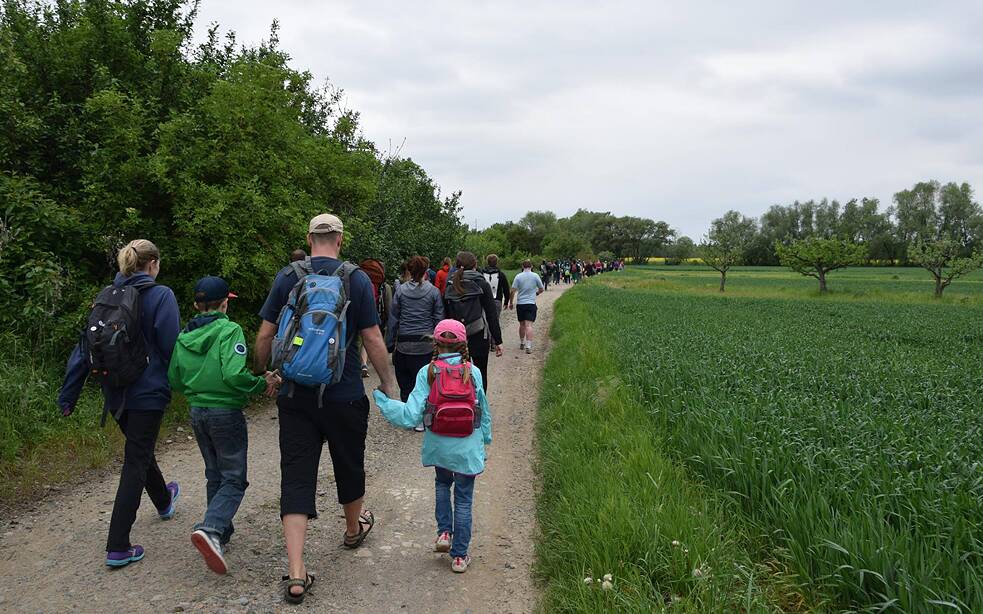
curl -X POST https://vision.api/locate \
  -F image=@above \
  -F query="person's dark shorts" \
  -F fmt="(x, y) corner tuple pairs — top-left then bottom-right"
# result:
(277, 387), (370, 518)
(516, 304), (538, 322)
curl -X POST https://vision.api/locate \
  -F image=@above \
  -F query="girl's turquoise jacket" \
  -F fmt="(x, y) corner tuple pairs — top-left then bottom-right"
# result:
(372, 353), (491, 475)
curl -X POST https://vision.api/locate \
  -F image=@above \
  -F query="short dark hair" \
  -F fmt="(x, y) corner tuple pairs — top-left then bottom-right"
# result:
(195, 299), (226, 312)
(522, 259), (532, 269)
(290, 249), (307, 262)
(486, 254), (498, 267)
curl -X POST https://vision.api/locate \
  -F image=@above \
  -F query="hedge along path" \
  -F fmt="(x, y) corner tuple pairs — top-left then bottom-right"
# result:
(0, 284), (569, 613)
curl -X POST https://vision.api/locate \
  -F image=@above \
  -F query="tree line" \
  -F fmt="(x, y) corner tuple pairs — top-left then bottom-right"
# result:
(464, 209), (673, 269)
(473, 181), (982, 297)
(0, 0), (467, 351)
(693, 181), (983, 295)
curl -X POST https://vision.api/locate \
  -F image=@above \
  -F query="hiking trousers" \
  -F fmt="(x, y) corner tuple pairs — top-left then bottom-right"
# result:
(467, 333), (490, 393)
(393, 351), (432, 402)
(107, 409), (171, 552)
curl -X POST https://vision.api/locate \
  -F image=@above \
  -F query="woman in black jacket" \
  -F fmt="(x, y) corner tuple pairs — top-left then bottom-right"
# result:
(443, 251), (503, 392)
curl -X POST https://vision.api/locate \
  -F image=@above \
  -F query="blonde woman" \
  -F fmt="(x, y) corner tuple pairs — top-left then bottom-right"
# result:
(59, 239), (182, 568)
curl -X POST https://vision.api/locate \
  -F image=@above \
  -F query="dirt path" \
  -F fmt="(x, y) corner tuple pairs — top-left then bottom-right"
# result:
(0, 284), (569, 614)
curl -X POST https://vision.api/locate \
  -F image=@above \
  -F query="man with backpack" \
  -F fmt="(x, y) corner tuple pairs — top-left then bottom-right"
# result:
(252, 213), (397, 604)
(480, 254), (511, 317)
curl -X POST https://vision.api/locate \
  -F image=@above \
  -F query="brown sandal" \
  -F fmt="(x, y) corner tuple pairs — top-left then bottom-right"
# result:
(343, 510), (375, 549)
(282, 573), (314, 604)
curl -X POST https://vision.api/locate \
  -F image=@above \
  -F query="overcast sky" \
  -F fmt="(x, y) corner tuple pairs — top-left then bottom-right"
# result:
(194, 1), (983, 239)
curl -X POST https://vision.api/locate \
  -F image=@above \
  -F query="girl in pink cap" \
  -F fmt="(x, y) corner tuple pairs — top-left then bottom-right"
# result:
(373, 319), (492, 573)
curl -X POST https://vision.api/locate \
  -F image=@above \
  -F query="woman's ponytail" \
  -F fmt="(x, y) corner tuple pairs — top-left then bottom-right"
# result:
(117, 239), (160, 276)
(451, 251), (477, 291)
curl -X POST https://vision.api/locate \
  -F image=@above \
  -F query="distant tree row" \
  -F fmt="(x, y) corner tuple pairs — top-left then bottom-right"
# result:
(693, 181), (983, 295)
(465, 209), (673, 268)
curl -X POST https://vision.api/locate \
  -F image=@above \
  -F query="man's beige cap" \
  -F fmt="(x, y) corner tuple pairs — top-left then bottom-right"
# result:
(308, 213), (344, 234)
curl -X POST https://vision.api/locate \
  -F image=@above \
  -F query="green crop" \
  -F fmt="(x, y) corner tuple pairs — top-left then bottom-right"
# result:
(560, 268), (982, 611)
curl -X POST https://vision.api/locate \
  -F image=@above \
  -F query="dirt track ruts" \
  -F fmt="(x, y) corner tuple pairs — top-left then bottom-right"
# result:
(0, 283), (569, 614)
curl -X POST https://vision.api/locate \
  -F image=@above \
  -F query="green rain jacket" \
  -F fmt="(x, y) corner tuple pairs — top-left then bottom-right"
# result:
(167, 312), (265, 409)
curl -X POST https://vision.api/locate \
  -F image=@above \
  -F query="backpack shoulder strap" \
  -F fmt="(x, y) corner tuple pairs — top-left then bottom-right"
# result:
(289, 257), (313, 280)
(112, 279), (155, 296)
(335, 261), (359, 301)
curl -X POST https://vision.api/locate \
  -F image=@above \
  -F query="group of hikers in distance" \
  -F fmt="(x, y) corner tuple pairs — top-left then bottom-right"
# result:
(55, 212), (609, 605)
(537, 257), (624, 291)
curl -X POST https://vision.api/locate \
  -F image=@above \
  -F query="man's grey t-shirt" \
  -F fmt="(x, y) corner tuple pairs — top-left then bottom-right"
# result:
(512, 270), (544, 305)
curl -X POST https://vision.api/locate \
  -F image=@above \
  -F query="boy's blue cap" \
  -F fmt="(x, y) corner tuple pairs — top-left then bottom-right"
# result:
(194, 276), (237, 303)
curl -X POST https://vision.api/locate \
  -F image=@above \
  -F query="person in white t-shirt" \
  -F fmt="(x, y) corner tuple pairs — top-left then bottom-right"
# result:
(509, 259), (545, 354)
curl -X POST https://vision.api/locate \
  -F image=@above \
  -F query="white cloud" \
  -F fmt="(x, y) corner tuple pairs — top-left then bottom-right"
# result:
(193, 0), (983, 238)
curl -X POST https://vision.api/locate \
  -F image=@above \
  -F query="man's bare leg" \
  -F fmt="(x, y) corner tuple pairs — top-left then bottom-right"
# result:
(283, 513), (308, 596)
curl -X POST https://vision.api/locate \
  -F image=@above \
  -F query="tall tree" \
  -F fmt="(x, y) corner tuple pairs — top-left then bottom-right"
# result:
(775, 237), (864, 293)
(700, 210), (756, 291)
(908, 240), (983, 298)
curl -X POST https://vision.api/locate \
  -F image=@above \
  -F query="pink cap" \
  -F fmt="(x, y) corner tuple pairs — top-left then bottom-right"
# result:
(433, 319), (467, 344)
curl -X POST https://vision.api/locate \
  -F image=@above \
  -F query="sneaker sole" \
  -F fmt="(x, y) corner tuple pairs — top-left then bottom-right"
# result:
(434, 543), (450, 553)
(191, 532), (228, 575)
(159, 484), (181, 520)
(105, 552), (144, 567)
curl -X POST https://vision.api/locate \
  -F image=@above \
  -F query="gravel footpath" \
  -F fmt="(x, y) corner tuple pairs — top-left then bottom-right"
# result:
(0, 284), (568, 614)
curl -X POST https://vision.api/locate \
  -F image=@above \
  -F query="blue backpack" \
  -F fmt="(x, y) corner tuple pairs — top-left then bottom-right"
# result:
(271, 258), (358, 403)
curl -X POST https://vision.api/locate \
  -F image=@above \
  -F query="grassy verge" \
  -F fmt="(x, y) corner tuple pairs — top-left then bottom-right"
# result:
(0, 331), (192, 510)
(534, 284), (802, 612)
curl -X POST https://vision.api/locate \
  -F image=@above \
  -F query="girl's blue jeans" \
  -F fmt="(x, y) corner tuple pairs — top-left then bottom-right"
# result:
(434, 467), (475, 558)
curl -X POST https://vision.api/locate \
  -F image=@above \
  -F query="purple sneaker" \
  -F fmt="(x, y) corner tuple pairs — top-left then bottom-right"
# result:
(157, 482), (180, 520)
(106, 545), (145, 567)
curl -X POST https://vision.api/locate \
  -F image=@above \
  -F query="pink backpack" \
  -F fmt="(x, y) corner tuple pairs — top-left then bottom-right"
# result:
(424, 358), (480, 437)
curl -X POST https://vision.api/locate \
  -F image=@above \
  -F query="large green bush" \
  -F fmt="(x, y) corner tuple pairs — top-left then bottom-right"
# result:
(0, 0), (466, 486)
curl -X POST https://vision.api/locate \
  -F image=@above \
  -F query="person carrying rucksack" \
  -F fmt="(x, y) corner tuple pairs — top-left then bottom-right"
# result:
(58, 239), (181, 569)
(443, 251), (503, 392)
(372, 319), (492, 574)
(479, 254), (511, 317)
(167, 276), (281, 575)
(387, 256), (443, 428)
(252, 213), (397, 605)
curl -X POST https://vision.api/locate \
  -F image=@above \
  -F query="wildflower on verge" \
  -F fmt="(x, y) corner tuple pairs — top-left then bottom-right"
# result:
(601, 580), (613, 591)
(671, 540), (680, 548)
(692, 567), (704, 578)
(583, 576), (593, 585)
(603, 573), (613, 582)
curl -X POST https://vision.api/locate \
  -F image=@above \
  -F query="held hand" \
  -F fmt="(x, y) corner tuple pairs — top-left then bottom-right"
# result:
(378, 380), (398, 400)
(263, 370), (282, 397)
(60, 402), (75, 417)
(494, 344), (503, 357)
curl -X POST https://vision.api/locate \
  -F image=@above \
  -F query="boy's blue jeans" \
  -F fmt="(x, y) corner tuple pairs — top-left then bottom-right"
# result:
(434, 467), (476, 558)
(190, 407), (249, 545)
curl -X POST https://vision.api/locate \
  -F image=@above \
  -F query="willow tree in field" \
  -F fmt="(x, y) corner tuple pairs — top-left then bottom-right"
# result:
(775, 237), (864, 293)
(700, 211), (755, 292)
(909, 240), (983, 298)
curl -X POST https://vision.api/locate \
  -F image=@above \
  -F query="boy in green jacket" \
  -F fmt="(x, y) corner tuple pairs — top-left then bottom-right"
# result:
(168, 276), (279, 575)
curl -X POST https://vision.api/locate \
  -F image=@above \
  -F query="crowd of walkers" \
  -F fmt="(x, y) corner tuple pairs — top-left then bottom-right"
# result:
(536, 257), (624, 289)
(57, 212), (619, 604)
